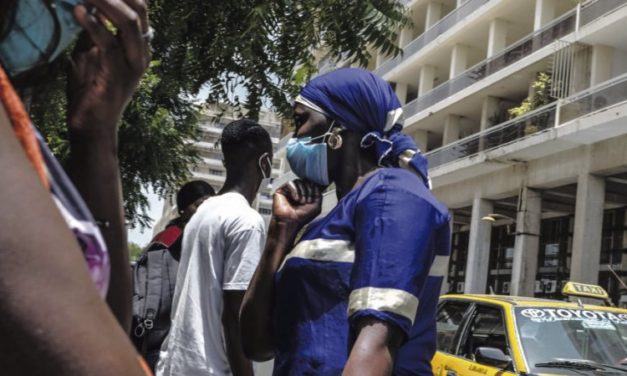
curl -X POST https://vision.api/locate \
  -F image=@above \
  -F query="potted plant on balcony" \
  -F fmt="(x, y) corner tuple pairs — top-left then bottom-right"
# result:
(508, 72), (556, 136)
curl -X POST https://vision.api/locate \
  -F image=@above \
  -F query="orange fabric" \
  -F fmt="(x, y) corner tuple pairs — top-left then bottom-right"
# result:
(138, 356), (154, 376)
(0, 67), (49, 189)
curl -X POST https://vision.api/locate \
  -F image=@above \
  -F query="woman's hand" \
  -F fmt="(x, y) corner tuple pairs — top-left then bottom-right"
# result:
(272, 180), (323, 228)
(67, 0), (151, 138)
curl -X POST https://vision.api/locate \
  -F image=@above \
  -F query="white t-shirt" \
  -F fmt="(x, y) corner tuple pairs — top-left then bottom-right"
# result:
(156, 192), (266, 376)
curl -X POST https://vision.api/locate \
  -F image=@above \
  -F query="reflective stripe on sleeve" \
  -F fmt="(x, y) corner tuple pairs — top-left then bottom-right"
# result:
(348, 287), (419, 324)
(279, 238), (354, 271)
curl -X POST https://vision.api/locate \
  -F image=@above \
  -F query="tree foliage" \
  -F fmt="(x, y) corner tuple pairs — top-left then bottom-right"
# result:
(29, 0), (409, 227)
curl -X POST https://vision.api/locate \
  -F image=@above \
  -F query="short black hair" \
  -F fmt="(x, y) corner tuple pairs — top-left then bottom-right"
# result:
(220, 119), (272, 169)
(176, 180), (215, 211)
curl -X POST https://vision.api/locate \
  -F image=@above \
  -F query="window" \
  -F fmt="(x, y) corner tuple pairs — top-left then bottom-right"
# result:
(436, 301), (471, 354)
(459, 305), (509, 362)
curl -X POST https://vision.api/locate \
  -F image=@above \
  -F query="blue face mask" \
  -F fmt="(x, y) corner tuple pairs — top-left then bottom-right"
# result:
(0, 0), (85, 77)
(286, 136), (329, 186)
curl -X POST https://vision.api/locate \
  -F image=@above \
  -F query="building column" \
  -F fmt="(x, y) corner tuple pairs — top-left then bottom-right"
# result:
(376, 53), (386, 69)
(425, 2), (443, 29)
(450, 44), (469, 78)
(570, 173), (606, 285)
(441, 211), (455, 295)
(590, 45), (613, 86)
(534, 0), (558, 31)
(479, 96), (500, 151)
(487, 19), (508, 58)
(418, 65), (436, 97)
(396, 82), (408, 106)
(480, 96), (500, 131)
(510, 188), (542, 297)
(413, 130), (429, 152)
(465, 197), (494, 293)
(399, 27), (413, 48)
(443, 115), (461, 145)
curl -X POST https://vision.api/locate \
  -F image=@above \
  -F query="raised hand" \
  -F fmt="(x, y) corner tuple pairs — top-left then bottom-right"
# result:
(272, 180), (323, 228)
(68, 0), (151, 137)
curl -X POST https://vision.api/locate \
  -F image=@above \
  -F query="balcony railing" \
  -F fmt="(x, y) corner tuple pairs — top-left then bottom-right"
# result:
(426, 103), (558, 170)
(374, 0), (491, 77)
(404, 9), (577, 120)
(558, 72), (627, 125)
(579, 0), (627, 28)
(426, 71), (627, 171)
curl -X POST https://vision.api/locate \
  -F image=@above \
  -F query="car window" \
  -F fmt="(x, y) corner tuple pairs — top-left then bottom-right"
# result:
(436, 300), (471, 353)
(460, 305), (509, 362)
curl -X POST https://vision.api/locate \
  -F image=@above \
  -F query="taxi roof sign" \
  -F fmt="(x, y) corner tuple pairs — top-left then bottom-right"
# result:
(562, 282), (609, 300)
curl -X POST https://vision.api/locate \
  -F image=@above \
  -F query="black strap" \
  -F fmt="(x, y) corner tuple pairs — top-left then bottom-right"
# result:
(143, 250), (164, 323)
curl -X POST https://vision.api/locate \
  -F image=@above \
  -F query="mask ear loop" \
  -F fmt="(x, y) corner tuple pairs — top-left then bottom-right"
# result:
(258, 152), (270, 179)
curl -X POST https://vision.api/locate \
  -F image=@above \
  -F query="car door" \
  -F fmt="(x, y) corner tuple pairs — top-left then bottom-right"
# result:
(432, 299), (473, 376)
(442, 303), (517, 376)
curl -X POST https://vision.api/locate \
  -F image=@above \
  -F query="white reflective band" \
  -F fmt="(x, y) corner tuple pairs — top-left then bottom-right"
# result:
(348, 287), (419, 324)
(294, 95), (328, 116)
(279, 238), (354, 271)
(429, 255), (450, 277)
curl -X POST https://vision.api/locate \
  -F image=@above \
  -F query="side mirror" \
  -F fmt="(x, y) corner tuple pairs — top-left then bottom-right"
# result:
(474, 347), (513, 369)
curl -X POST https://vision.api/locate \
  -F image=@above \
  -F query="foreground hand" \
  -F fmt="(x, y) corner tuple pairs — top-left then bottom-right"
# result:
(67, 0), (151, 136)
(273, 180), (322, 227)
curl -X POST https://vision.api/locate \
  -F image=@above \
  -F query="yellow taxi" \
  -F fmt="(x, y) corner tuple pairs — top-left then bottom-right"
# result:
(432, 282), (627, 375)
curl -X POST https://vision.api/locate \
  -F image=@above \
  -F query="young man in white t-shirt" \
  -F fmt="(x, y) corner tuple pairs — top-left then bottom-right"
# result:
(156, 119), (273, 376)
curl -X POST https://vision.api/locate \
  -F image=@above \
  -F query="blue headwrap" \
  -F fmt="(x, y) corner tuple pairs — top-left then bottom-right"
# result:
(296, 68), (429, 186)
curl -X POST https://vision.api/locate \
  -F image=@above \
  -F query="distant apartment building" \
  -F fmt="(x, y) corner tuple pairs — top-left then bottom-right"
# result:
(273, 0), (627, 303)
(153, 104), (282, 234)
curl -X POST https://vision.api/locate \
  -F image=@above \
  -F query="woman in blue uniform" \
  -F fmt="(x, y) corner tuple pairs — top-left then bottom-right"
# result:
(242, 68), (451, 375)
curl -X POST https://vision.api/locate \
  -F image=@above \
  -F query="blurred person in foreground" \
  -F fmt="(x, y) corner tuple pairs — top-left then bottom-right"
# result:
(241, 68), (451, 375)
(0, 0), (152, 374)
(157, 119), (273, 376)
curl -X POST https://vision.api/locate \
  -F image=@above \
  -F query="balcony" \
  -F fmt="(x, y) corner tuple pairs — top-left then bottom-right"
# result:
(425, 72), (627, 172)
(375, 0), (491, 78)
(402, 0), (627, 122)
(404, 8), (576, 120)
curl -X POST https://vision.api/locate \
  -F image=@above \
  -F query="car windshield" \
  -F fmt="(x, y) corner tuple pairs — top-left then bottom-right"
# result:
(515, 307), (627, 375)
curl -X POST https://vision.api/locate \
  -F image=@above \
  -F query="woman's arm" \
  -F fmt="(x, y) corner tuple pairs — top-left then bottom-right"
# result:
(66, 0), (151, 331)
(240, 181), (321, 361)
(342, 318), (404, 376)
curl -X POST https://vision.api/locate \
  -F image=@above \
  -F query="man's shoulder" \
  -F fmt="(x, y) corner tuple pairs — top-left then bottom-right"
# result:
(201, 194), (265, 232)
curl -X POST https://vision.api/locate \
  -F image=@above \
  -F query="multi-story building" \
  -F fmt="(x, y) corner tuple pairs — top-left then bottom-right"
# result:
(274, 0), (627, 303)
(153, 104), (282, 234)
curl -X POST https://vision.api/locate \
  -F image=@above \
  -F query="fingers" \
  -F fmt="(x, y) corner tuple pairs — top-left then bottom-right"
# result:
(74, 5), (116, 50)
(123, 0), (149, 33)
(278, 180), (322, 205)
(86, 0), (149, 72)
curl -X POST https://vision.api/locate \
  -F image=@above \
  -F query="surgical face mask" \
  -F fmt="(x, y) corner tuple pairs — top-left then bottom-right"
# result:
(258, 152), (273, 189)
(0, 0), (85, 77)
(286, 134), (330, 186)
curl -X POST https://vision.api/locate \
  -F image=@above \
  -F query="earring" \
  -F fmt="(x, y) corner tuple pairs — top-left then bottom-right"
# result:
(327, 129), (343, 150)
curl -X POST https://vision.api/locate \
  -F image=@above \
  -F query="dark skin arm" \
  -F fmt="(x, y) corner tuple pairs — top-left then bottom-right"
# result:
(66, 0), (151, 331)
(240, 180), (322, 361)
(343, 318), (404, 376)
(223, 291), (254, 376)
